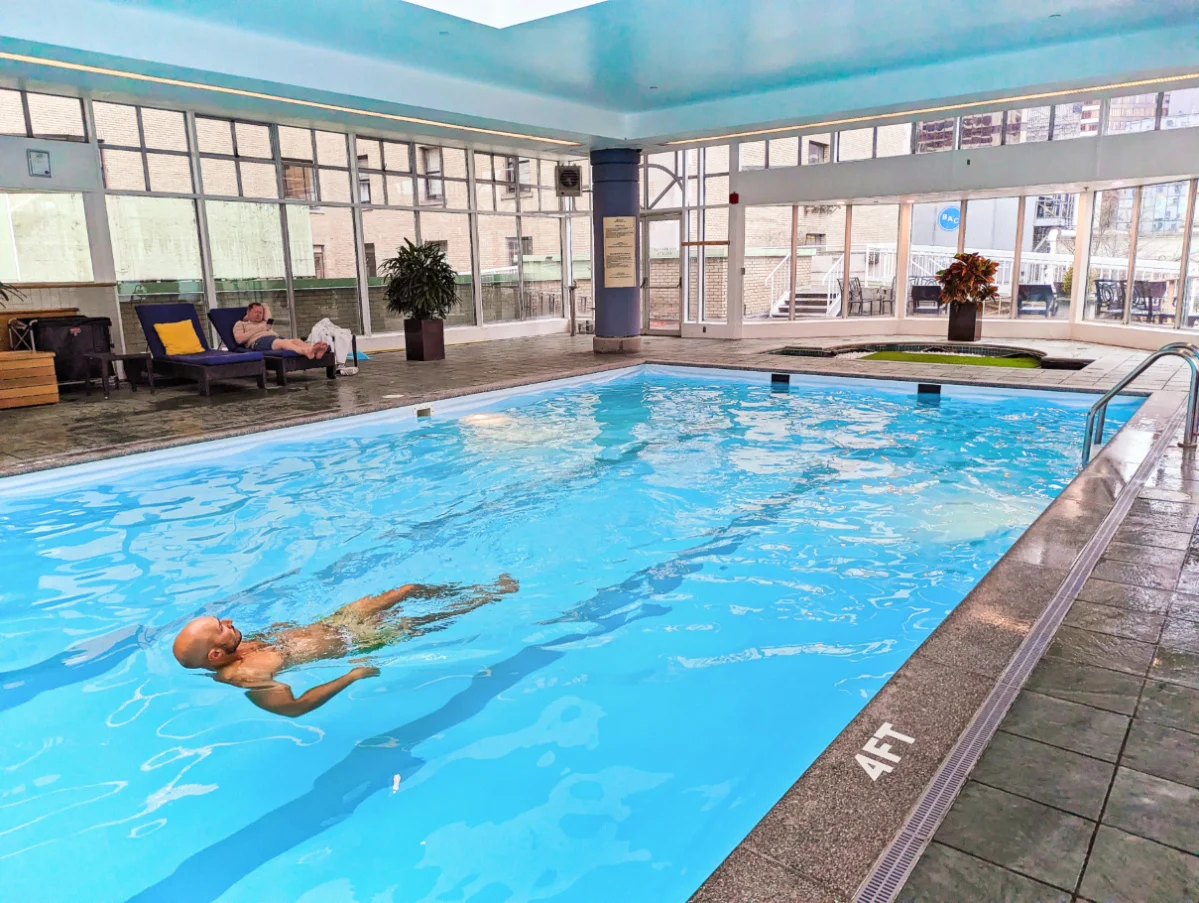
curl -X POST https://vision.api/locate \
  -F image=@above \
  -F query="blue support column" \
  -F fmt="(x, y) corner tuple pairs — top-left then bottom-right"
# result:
(590, 148), (642, 353)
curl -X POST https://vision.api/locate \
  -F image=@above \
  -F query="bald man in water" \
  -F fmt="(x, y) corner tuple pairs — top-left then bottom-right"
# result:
(173, 575), (517, 717)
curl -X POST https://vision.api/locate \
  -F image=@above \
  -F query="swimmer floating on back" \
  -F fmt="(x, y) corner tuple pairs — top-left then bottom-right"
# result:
(172, 575), (517, 716)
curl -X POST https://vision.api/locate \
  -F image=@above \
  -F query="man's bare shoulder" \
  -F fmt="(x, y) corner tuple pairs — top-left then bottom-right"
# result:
(214, 647), (285, 688)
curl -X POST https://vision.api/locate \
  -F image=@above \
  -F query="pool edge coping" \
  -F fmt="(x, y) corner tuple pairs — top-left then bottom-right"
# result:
(686, 385), (1186, 903)
(0, 355), (1152, 480)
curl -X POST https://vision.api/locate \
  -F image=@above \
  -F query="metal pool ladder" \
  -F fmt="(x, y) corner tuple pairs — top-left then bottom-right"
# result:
(1082, 341), (1199, 464)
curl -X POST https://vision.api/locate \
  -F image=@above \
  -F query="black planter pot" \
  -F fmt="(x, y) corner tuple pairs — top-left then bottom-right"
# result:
(403, 318), (445, 361)
(947, 302), (982, 342)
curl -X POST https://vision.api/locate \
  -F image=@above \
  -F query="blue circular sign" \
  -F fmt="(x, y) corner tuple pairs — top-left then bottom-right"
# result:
(938, 206), (961, 231)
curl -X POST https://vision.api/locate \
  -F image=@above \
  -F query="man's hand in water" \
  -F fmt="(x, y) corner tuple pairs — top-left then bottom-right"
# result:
(248, 665), (380, 717)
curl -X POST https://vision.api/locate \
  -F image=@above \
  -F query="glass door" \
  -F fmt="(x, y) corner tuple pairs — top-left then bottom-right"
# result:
(642, 213), (682, 334)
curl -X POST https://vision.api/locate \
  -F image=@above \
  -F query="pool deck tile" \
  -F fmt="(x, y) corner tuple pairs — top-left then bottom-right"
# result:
(998, 690), (1129, 762)
(896, 842), (1071, 903)
(1077, 826), (1199, 903)
(930, 782), (1094, 891)
(897, 408), (1199, 903)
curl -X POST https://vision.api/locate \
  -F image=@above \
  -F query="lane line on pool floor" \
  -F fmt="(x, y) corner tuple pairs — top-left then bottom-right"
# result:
(853, 396), (1188, 903)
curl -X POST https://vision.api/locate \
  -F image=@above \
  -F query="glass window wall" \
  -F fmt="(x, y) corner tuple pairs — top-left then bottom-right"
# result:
(907, 202), (960, 316)
(361, 208), (417, 334)
(0, 192), (93, 284)
(959, 112), (1003, 148)
(1162, 89), (1199, 130)
(107, 195), (204, 352)
(1085, 187), (1136, 320)
(1131, 181), (1188, 325)
(837, 128), (873, 162)
(1051, 101), (1100, 140)
(1106, 94), (1158, 135)
(847, 204), (899, 317)
(1004, 107), (1051, 144)
(963, 197), (1019, 316)
(206, 200), (292, 335)
(1018, 193), (1077, 319)
(915, 119), (955, 153)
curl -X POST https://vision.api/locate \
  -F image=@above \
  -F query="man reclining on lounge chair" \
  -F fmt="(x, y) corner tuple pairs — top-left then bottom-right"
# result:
(172, 575), (517, 716)
(233, 301), (330, 359)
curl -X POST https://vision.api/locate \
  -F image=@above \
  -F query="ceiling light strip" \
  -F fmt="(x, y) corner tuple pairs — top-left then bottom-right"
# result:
(0, 50), (579, 146)
(663, 71), (1199, 146)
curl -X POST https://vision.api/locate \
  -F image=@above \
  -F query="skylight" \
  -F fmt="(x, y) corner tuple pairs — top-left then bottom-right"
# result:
(404, 0), (608, 29)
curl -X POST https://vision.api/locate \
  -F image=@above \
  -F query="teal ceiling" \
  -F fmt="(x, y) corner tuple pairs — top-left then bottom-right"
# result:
(0, 0), (1197, 146)
(86, 0), (1195, 111)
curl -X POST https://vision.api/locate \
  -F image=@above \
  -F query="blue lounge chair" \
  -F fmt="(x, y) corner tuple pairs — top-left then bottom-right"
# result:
(134, 302), (267, 396)
(208, 307), (336, 387)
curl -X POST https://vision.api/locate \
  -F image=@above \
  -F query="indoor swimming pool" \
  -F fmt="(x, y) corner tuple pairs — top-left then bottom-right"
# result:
(0, 365), (1141, 903)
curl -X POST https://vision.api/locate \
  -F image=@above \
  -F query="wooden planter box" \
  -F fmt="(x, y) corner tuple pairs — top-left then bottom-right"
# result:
(0, 351), (58, 409)
(947, 303), (983, 342)
(404, 318), (445, 361)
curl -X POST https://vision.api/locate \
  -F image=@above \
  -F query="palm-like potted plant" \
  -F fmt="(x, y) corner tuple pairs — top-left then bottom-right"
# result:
(381, 239), (458, 361)
(935, 252), (998, 342)
(0, 279), (23, 309)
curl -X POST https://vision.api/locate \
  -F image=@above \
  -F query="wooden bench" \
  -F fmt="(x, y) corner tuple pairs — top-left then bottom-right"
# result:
(0, 351), (59, 409)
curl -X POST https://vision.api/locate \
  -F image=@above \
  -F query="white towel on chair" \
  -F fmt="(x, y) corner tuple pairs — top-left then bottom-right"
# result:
(306, 318), (354, 366)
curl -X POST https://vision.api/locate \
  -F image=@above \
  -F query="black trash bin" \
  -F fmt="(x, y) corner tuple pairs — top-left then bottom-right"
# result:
(19, 317), (113, 385)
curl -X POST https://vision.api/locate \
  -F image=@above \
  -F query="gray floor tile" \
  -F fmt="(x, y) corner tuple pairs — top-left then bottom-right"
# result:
(933, 782), (1093, 891)
(999, 691), (1128, 762)
(1090, 558), (1182, 591)
(1062, 601), (1165, 644)
(1078, 826), (1199, 903)
(1104, 767), (1199, 852)
(897, 843), (1069, 903)
(1112, 520), (1189, 549)
(1023, 658), (1143, 716)
(1120, 511), (1199, 535)
(972, 731), (1113, 820)
(1151, 648), (1199, 690)
(1162, 617), (1199, 654)
(1123, 719), (1199, 789)
(1075, 578), (1173, 613)
(1137, 680), (1199, 734)
(1046, 626), (1156, 677)
(1101, 541), (1187, 569)
(1172, 592), (1199, 624)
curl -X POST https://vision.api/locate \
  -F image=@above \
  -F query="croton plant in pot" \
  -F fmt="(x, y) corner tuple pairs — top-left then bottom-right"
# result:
(935, 252), (999, 342)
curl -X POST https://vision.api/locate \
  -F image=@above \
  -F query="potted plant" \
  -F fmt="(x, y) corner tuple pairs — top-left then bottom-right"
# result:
(0, 279), (23, 308)
(381, 239), (459, 361)
(935, 252), (998, 342)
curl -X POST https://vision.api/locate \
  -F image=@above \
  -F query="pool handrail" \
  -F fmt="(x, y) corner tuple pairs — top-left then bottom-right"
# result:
(1081, 341), (1199, 464)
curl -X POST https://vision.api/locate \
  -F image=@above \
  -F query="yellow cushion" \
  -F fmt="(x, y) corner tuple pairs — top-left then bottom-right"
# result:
(153, 320), (204, 356)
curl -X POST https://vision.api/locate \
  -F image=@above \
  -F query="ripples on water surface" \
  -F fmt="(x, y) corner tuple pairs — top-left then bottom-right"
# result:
(0, 367), (1139, 903)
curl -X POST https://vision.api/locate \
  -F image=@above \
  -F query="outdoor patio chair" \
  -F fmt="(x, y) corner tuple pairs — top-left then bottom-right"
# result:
(208, 307), (336, 387)
(134, 302), (267, 396)
(1093, 280), (1126, 319)
(1016, 284), (1057, 317)
(909, 283), (943, 315)
(1131, 281), (1169, 324)
(838, 277), (869, 316)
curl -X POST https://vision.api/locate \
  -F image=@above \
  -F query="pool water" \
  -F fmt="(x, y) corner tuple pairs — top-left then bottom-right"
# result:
(0, 366), (1139, 903)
